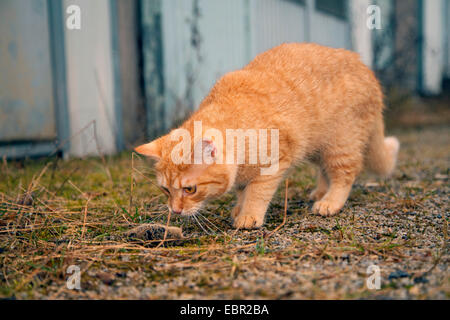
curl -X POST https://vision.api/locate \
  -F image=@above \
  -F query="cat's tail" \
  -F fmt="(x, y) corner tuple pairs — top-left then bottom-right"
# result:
(365, 115), (400, 177)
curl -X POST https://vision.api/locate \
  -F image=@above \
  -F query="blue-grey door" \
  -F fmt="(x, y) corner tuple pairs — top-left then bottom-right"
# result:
(0, 0), (59, 157)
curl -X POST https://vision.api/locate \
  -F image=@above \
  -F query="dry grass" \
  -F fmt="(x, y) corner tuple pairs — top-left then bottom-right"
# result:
(0, 124), (448, 300)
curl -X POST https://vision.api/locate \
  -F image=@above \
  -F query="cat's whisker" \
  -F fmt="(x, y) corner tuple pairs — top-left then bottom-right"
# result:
(192, 214), (211, 235)
(197, 212), (221, 233)
(196, 214), (217, 235)
(195, 215), (212, 235)
(191, 205), (219, 233)
(199, 209), (226, 227)
(199, 208), (223, 220)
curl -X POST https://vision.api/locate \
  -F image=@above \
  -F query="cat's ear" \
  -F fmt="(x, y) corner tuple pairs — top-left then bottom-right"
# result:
(185, 139), (217, 178)
(193, 139), (217, 165)
(135, 139), (162, 160)
(202, 139), (217, 164)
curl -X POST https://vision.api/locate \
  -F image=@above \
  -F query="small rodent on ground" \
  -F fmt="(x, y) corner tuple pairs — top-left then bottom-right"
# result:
(125, 223), (184, 246)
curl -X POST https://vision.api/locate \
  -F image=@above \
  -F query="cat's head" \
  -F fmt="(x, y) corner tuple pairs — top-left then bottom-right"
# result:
(135, 131), (235, 216)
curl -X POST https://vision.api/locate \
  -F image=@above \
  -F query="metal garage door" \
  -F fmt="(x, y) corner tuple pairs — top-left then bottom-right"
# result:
(0, 0), (68, 158)
(0, 0), (56, 142)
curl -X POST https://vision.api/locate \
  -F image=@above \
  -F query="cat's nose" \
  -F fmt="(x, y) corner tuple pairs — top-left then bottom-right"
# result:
(172, 209), (182, 215)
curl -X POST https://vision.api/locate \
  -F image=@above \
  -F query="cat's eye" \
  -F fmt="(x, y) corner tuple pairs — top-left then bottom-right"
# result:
(183, 186), (197, 195)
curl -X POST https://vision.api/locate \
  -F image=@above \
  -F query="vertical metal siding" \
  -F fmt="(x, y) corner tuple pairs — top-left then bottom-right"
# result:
(141, 0), (166, 139)
(372, 0), (395, 71)
(48, 0), (70, 156)
(311, 10), (351, 49)
(251, 0), (350, 55)
(161, 0), (248, 127)
(251, 0), (307, 56)
(445, 0), (450, 77)
(153, 0), (355, 132)
(109, 0), (124, 152)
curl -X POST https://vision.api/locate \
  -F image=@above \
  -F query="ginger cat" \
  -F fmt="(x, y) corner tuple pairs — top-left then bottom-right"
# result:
(136, 43), (400, 229)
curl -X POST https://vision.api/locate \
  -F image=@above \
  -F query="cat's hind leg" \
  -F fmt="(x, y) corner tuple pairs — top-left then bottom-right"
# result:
(312, 149), (363, 216)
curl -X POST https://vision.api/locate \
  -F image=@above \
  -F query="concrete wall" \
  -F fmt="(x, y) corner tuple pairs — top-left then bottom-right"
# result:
(63, 0), (117, 157)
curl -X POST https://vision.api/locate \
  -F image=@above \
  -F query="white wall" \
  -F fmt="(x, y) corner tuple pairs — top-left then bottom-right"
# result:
(349, 0), (372, 67)
(422, 0), (445, 94)
(63, 0), (117, 157)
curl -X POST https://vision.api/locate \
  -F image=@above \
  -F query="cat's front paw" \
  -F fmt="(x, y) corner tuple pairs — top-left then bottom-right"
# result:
(232, 214), (264, 229)
(312, 200), (343, 216)
(231, 205), (241, 219)
(308, 188), (327, 201)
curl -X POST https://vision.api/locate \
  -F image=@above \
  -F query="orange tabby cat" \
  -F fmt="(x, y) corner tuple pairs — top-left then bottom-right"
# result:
(136, 43), (400, 229)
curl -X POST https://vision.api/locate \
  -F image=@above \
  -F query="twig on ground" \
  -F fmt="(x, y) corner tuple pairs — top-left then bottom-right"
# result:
(81, 197), (92, 239)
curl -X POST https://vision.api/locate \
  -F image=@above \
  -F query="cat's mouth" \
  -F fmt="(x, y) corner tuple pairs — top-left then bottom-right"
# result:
(170, 208), (198, 217)
(168, 203), (204, 217)
(180, 211), (197, 217)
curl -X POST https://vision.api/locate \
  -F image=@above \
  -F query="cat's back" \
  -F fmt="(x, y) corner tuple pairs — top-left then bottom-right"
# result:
(242, 43), (383, 111)
(245, 43), (371, 82)
(197, 43), (383, 129)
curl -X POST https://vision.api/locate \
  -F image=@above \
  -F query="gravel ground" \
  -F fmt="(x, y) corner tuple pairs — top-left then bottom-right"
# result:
(0, 125), (448, 299)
